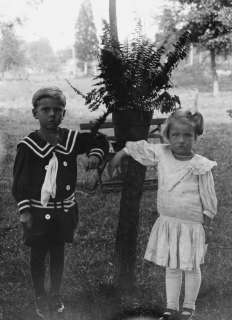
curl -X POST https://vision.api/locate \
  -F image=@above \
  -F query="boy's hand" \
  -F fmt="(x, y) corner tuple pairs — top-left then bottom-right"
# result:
(108, 149), (127, 177)
(83, 169), (99, 191)
(86, 156), (100, 170)
(20, 210), (32, 229)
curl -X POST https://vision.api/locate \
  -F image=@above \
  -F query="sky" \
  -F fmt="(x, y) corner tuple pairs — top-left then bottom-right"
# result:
(0, 0), (170, 51)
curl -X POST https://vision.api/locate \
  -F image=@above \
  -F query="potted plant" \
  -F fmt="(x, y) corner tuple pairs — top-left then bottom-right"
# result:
(68, 22), (190, 149)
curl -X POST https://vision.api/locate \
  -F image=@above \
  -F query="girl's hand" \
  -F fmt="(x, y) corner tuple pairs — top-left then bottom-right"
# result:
(108, 149), (127, 177)
(203, 215), (212, 228)
(20, 211), (32, 229)
(203, 215), (213, 243)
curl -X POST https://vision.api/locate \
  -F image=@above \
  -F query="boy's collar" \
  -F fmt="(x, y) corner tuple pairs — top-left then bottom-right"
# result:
(19, 128), (78, 157)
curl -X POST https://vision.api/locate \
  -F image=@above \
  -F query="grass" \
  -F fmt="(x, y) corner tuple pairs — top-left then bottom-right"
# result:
(1, 77), (232, 319)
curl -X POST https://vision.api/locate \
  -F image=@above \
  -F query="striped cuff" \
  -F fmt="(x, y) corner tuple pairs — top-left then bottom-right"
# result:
(203, 210), (215, 219)
(89, 148), (104, 161)
(17, 199), (30, 214)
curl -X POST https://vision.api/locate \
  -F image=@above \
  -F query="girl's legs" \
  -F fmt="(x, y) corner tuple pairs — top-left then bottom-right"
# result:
(183, 268), (201, 310)
(165, 267), (183, 311)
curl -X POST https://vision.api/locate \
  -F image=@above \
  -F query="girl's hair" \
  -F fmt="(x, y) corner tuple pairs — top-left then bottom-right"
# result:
(163, 109), (204, 139)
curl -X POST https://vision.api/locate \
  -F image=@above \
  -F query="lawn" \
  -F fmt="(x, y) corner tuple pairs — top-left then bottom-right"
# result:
(1, 77), (232, 320)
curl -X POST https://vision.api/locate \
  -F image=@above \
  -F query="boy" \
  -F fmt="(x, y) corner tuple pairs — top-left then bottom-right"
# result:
(12, 87), (109, 319)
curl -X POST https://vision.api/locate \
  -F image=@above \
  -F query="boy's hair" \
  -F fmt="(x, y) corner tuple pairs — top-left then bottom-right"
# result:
(163, 109), (204, 139)
(32, 87), (66, 108)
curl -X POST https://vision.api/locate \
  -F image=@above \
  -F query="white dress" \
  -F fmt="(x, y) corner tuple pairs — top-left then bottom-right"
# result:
(124, 141), (217, 271)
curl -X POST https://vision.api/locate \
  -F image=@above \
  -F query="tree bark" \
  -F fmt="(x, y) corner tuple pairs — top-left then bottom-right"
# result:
(109, 0), (119, 45)
(108, 0), (149, 291)
(188, 43), (194, 66)
(83, 61), (88, 75)
(112, 111), (152, 290)
(210, 48), (219, 97)
(115, 156), (146, 289)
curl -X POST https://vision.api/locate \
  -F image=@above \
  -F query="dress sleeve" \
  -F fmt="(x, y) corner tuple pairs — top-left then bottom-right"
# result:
(76, 132), (109, 163)
(12, 144), (31, 214)
(123, 140), (160, 166)
(199, 171), (217, 219)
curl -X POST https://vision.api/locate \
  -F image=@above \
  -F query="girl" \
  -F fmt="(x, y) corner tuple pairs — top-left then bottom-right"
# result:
(109, 110), (217, 320)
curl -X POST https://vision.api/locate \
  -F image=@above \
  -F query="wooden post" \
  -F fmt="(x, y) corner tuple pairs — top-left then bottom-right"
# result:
(109, 0), (119, 45)
(112, 110), (152, 291)
(108, 0), (151, 291)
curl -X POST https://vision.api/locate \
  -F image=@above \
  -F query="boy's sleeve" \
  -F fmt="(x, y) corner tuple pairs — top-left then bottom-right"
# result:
(76, 132), (109, 162)
(12, 144), (31, 214)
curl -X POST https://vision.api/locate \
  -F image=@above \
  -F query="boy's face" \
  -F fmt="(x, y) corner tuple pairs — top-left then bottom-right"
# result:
(33, 97), (66, 130)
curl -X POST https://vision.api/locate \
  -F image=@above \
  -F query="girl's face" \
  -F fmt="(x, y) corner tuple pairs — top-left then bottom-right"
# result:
(33, 97), (65, 130)
(168, 120), (196, 156)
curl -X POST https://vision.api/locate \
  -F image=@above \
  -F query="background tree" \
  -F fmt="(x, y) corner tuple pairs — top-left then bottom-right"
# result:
(74, 0), (99, 75)
(26, 38), (59, 73)
(158, 0), (232, 96)
(156, 8), (181, 49)
(0, 23), (26, 78)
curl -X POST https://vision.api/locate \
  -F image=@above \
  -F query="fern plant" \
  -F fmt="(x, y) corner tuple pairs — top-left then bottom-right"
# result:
(68, 22), (191, 134)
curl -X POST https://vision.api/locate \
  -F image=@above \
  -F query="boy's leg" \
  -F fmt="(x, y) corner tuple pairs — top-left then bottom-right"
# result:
(183, 268), (201, 310)
(49, 243), (64, 296)
(30, 245), (48, 297)
(30, 244), (49, 319)
(49, 242), (65, 316)
(165, 267), (183, 311)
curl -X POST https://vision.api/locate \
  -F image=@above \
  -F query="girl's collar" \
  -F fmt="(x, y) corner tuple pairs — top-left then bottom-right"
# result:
(171, 150), (195, 161)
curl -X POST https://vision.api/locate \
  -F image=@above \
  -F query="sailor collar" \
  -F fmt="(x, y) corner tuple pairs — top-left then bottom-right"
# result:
(19, 128), (78, 158)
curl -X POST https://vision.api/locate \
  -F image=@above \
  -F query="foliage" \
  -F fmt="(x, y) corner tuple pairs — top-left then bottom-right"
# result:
(26, 38), (60, 72)
(57, 48), (73, 64)
(74, 0), (99, 63)
(0, 24), (26, 73)
(69, 23), (190, 133)
(156, 8), (184, 50)
(168, 0), (232, 54)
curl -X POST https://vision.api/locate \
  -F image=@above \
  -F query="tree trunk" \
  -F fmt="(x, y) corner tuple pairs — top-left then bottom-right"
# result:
(115, 156), (146, 288)
(83, 61), (88, 75)
(112, 110), (152, 290)
(188, 43), (194, 66)
(109, 0), (119, 45)
(210, 48), (219, 97)
(108, 0), (150, 291)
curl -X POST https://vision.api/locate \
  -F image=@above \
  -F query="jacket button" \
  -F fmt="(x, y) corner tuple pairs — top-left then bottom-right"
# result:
(66, 185), (71, 191)
(45, 214), (51, 220)
(63, 161), (68, 167)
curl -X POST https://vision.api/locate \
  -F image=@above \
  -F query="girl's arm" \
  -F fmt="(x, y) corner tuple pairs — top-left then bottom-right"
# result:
(124, 140), (158, 166)
(199, 171), (217, 223)
(109, 140), (159, 175)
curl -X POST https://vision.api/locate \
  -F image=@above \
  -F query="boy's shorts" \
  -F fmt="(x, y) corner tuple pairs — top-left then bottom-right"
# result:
(22, 203), (79, 247)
